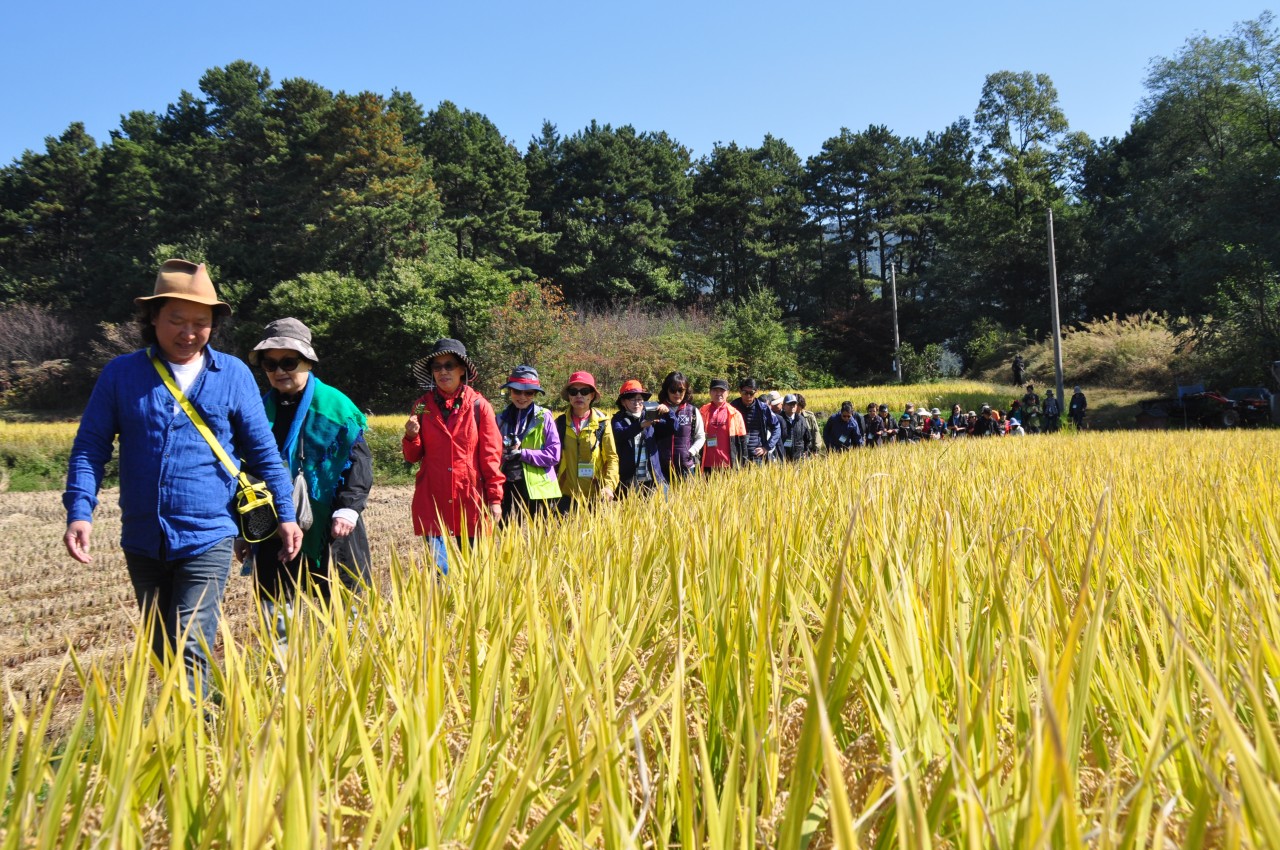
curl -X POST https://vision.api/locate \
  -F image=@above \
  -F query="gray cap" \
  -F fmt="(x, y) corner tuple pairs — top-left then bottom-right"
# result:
(250, 317), (318, 364)
(783, 394), (798, 404)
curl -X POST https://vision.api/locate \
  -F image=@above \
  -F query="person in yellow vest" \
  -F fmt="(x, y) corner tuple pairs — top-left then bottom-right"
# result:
(495, 365), (562, 524)
(554, 371), (619, 512)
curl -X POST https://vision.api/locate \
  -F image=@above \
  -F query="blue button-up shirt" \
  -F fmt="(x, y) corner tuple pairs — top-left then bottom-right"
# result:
(64, 346), (296, 560)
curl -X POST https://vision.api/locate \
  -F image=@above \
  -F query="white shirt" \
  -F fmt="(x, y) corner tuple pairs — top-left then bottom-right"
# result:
(168, 353), (204, 412)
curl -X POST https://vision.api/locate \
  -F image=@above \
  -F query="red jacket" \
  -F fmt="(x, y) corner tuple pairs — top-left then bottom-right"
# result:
(402, 386), (505, 538)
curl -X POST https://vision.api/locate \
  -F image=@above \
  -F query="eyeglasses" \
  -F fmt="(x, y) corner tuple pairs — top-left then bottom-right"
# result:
(566, 386), (594, 397)
(669, 387), (686, 395)
(430, 360), (462, 372)
(261, 356), (301, 373)
(740, 389), (756, 396)
(622, 393), (645, 401)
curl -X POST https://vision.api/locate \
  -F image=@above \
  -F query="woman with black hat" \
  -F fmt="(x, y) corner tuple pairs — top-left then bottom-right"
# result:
(241, 318), (372, 644)
(495, 365), (562, 524)
(403, 339), (505, 574)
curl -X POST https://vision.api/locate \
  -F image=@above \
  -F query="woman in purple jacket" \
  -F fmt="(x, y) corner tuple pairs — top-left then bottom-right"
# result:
(495, 365), (562, 524)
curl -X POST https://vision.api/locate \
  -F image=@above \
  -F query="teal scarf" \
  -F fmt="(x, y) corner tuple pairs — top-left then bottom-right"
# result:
(264, 375), (367, 562)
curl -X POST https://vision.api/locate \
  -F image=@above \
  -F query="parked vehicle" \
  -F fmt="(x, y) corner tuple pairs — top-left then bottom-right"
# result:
(1138, 385), (1264, 428)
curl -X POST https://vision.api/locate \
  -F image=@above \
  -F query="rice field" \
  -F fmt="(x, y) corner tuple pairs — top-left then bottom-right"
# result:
(2, 429), (1278, 847)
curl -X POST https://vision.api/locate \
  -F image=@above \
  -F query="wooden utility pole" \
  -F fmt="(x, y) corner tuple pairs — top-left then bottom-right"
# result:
(890, 262), (902, 382)
(1047, 209), (1065, 405)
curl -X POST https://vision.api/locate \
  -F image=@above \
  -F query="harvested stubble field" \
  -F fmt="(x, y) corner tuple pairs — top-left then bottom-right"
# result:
(2, 430), (1279, 848)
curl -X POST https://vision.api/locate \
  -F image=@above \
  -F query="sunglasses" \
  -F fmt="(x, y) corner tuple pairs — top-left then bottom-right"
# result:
(566, 386), (594, 397)
(740, 389), (756, 396)
(261, 356), (301, 373)
(430, 359), (463, 372)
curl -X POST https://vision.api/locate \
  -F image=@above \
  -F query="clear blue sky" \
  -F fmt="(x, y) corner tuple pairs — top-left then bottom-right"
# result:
(0, 1), (1271, 166)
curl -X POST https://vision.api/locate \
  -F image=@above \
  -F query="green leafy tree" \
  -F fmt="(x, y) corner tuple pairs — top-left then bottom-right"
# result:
(255, 264), (448, 409)
(313, 92), (444, 278)
(682, 136), (814, 309)
(713, 288), (801, 386)
(0, 123), (102, 306)
(414, 101), (550, 275)
(526, 121), (692, 303)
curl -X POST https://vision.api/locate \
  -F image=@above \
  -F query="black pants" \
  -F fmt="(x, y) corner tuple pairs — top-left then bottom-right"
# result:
(253, 520), (371, 606)
(501, 478), (553, 525)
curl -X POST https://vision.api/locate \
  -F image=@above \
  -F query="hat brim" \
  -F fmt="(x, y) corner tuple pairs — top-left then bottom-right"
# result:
(503, 382), (544, 393)
(412, 348), (479, 389)
(249, 336), (319, 365)
(616, 390), (652, 404)
(134, 292), (232, 317)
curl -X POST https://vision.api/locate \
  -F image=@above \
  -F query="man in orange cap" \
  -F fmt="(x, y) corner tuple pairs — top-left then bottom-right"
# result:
(64, 259), (302, 698)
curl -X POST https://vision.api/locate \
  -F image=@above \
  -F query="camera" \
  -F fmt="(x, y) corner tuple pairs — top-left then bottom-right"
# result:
(502, 435), (523, 476)
(641, 401), (662, 423)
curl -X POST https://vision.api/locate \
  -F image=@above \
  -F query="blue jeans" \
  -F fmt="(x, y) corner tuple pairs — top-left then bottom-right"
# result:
(124, 537), (233, 698)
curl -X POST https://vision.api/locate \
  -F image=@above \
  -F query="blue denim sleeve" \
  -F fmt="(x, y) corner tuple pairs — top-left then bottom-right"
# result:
(227, 362), (297, 524)
(63, 359), (120, 524)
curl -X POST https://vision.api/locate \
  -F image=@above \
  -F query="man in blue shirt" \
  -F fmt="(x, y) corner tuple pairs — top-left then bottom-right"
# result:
(63, 260), (301, 696)
(823, 401), (864, 450)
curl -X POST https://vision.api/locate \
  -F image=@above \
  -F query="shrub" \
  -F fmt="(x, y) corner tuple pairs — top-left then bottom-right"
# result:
(254, 265), (449, 410)
(471, 283), (576, 399)
(1025, 312), (1180, 391)
(898, 342), (954, 384)
(962, 317), (1026, 374)
(713, 289), (802, 387)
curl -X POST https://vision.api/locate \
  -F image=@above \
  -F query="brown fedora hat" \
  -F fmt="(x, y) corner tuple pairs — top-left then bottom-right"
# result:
(134, 259), (231, 317)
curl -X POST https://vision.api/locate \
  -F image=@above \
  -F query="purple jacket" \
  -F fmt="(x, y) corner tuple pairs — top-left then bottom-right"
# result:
(498, 405), (562, 476)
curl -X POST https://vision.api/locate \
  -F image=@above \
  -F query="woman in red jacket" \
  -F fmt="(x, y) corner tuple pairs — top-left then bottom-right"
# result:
(402, 338), (505, 574)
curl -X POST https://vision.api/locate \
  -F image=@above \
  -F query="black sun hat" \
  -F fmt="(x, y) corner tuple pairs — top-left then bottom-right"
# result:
(412, 338), (479, 389)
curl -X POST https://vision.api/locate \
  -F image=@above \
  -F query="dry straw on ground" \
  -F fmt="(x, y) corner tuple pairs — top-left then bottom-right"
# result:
(2, 430), (1278, 848)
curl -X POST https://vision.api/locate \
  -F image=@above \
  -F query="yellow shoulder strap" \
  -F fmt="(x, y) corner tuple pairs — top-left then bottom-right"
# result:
(149, 350), (243, 482)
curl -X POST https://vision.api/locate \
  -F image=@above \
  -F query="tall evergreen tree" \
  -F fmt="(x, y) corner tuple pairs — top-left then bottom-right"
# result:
(414, 101), (549, 275)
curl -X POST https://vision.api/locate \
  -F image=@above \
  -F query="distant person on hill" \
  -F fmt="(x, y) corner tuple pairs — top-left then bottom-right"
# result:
(1069, 386), (1088, 429)
(63, 260), (300, 698)
(1012, 354), (1025, 386)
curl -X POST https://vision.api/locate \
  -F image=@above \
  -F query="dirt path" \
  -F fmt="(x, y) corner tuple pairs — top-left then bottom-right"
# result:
(0, 484), (421, 727)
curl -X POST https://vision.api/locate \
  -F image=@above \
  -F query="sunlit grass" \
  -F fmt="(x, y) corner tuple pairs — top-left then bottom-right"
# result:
(5, 430), (1280, 846)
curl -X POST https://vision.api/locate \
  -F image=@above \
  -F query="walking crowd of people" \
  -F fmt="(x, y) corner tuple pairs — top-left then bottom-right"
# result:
(60, 259), (1092, 694)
